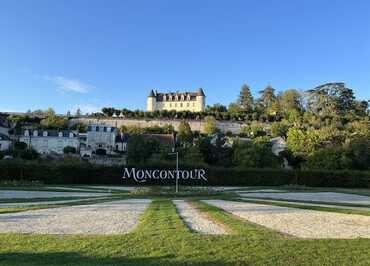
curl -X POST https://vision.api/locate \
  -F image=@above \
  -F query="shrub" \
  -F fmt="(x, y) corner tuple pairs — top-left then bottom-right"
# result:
(0, 160), (369, 188)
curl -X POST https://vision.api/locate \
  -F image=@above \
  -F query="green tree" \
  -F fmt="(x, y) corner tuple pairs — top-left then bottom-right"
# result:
(177, 121), (193, 145)
(280, 89), (303, 114)
(203, 116), (218, 135)
(63, 146), (77, 154)
(237, 84), (254, 112)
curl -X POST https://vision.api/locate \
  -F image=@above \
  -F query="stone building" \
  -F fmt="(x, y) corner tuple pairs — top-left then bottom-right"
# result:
(0, 133), (11, 151)
(147, 88), (206, 112)
(85, 124), (117, 155)
(19, 129), (79, 154)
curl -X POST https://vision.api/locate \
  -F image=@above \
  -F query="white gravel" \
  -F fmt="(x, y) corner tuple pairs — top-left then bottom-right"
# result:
(0, 198), (110, 208)
(83, 186), (139, 191)
(0, 199), (151, 235)
(0, 190), (110, 199)
(240, 198), (370, 211)
(239, 192), (370, 205)
(173, 200), (227, 235)
(204, 200), (370, 239)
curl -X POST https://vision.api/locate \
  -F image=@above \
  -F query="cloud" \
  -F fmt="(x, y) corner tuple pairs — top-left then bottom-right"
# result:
(70, 104), (101, 114)
(43, 76), (92, 93)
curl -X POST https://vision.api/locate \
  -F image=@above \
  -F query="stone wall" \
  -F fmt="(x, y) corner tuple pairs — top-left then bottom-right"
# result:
(69, 118), (246, 134)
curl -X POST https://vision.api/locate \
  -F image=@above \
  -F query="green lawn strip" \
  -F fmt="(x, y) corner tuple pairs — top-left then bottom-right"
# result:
(240, 196), (370, 208)
(0, 186), (109, 193)
(0, 199), (369, 265)
(0, 196), (127, 215)
(236, 198), (370, 216)
(0, 196), (108, 204)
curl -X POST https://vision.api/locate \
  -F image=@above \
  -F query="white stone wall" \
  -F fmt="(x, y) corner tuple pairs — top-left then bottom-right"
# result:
(19, 136), (79, 154)
(0, 140), (10, 151)
(147, 96), (205, 112)
(70, 118), (246, 134)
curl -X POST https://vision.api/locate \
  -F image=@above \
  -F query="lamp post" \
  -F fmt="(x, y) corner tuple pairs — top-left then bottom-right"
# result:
(168, 151), (179, 193)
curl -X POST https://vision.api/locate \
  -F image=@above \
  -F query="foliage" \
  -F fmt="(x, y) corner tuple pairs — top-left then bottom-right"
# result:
(63, 146), (77, 154)
(203, 116), (218, 135)
(176, 120), (193, 145)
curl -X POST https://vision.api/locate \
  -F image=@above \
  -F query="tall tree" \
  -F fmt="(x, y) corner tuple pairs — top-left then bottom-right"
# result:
(280, 89), (303, 113)
(258, 85), (277, 110)
(177, 121), (193, 145)
(237, 84), (254, 112)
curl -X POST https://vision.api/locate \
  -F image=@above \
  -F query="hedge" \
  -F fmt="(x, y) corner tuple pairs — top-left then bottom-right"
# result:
(0, 160), (369, 188)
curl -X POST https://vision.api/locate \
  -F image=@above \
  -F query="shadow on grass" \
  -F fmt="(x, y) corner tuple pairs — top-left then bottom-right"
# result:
(0, 252), (235, 266)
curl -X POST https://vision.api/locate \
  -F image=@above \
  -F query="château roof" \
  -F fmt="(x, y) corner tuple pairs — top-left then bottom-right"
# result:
(147, 88), (205, 102)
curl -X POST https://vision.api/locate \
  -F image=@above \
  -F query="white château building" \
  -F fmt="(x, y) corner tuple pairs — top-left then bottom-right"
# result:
(19, 129), (79, 154)
(147, 88), (206, 112)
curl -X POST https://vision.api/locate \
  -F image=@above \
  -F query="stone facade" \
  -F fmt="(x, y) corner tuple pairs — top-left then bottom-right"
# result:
(19, 129), (79, 154)
(147, 88), (206, 112)
(70, 117), (245, 134)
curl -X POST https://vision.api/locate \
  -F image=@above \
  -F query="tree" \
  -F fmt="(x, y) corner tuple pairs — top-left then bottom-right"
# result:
(63, 146), (77, 154)
(75, 108), (82, 117)
(280, 89), (303, 114)
(258, 85), (276, 110)
(237, 84), (254, 112)
(203, 116), (218, 135)
(233, 137), (281, 168)
(101, 107), (115, 117)
(177, 121), (193, 145)
(40, 108), (67, 129)
(127, 135), (161, 164)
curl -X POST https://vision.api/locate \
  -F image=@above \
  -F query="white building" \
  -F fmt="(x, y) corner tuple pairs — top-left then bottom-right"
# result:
(19, 129), (79, 155)
(86, 124), (117, 155)
(0, 133), (11, 151)
(147, 88), (206, 112)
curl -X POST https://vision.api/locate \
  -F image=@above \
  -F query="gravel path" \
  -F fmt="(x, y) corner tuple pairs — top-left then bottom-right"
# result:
(0, 190), (110, 199)
(83, 186), (139, 191)
(0, 198), (110, 208)
(204, 200), (370, 239)
(239, 192), (370, 205)
(0, 199), (151, 235)
(240, 198), (370, 211)
(173, 200), (227, 235)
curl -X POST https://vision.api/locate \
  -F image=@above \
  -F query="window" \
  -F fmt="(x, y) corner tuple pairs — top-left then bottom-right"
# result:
(180, 103), (183, 107)
(170, 103), (172, 107)
(175, 103), (177, 107)
(187, 103), (190, 107)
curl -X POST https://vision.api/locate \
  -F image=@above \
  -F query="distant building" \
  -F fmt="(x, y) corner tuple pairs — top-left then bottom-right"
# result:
(147, 88), (206, 112)
(19, 129), (79, 154)
(0, 133), (11, 151)
(86, 124), (117, 155)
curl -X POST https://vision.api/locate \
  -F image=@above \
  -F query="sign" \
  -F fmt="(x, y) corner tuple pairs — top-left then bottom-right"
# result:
(122, 168), (207, 183)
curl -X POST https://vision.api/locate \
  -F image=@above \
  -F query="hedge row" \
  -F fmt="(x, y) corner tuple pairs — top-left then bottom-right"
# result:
(0, 161), (369, 188)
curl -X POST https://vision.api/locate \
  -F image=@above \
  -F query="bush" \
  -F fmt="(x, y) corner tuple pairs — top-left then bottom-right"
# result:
(0, 160), (369, 188)
(63, 146), (77, 154)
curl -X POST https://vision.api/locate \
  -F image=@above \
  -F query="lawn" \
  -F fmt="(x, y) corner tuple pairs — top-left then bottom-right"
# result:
(0, 199), (370, 265)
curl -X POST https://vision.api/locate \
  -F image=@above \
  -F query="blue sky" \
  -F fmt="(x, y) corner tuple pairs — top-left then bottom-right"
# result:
(1, 0), (370, 114)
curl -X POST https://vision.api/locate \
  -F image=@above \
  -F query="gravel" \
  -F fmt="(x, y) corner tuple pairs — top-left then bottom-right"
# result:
(0, 190), (110, 199)
(173, 200), (227, 235)
(0, 198), (110, 208)
(0, 199), (151, 235)
(240, 198), (370, 211)
(83, 186), (139, 191)
(238, 192), (370, 205)
(204, 200), (370, 239)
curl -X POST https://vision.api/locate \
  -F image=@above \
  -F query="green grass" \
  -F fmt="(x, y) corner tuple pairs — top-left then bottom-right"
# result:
(0, 199), (370, 265)
(236, 198), (370, 217)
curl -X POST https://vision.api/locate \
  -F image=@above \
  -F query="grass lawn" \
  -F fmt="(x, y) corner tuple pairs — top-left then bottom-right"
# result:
(0, 199), (370, 265)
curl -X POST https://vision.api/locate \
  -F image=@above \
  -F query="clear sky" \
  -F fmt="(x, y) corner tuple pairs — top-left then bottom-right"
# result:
(1, 0), (370, 114)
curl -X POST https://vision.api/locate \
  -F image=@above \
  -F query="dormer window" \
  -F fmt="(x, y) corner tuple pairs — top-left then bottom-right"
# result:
(169, 95), (172, 101)
(69, 132), (74, 138)
(24, 130), (29, 137)
(43, 131), (48, 137)
(163, 95), (166, 101)
(107, 127), (111, 132)
(175, 95), (179, 101)
(187, 94), (191, 101)
(33, 130), (38, 137)
(58, 132), (63, 137)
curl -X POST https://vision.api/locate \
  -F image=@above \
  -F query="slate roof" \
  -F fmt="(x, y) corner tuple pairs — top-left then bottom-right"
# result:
(21, 129), (77, 137)
(148, 88), (205, 102)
